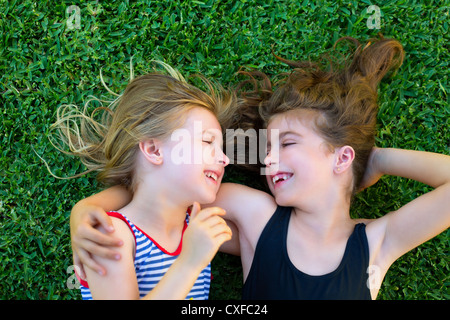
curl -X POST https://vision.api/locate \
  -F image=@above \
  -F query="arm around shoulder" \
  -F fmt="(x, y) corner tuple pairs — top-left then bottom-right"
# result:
(70, 185), (133, 275)
(85, 215), (212, 300)
(71, 185), (132, 238)
(213, 182), (277, 228)
(83, 217), (139, 299)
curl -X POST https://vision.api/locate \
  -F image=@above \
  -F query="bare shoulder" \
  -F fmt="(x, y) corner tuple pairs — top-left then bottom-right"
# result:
(216, 183), (279, 275)
(354, 217), (387, 243)
(218, 183), (275, 205)
(215, 183), (277, 224)
(354, 216), (391, 268)
(98, 214), (135, 253)
(85, 214), (138, 299)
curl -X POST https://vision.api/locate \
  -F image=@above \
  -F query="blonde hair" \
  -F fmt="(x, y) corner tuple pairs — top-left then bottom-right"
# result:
(49, 61), (237, 192)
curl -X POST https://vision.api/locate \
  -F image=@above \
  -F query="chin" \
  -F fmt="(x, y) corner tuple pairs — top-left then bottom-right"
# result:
(273, 193), (295, 208)
(197, 191), (217, 205)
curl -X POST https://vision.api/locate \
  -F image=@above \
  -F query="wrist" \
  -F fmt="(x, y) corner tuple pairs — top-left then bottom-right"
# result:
(177, 248), (210, 273)
(371, 147), (385, 175)
(175, 253), (206, 275)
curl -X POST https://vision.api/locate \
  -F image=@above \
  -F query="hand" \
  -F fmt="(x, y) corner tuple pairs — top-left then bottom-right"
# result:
(359, 147), (383, 191)
(179, 202), (232, 270)
(70, 202), (123, 277)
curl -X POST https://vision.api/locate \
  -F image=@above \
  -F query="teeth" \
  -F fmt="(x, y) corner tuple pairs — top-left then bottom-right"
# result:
(272, 174), (290, 184)
(205, 171), (218, 181)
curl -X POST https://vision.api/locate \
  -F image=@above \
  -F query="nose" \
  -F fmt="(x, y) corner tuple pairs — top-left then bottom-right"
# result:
(264, 150), (276, 167)
(264, 153), (271, 167)
(218, 151), (230, 167)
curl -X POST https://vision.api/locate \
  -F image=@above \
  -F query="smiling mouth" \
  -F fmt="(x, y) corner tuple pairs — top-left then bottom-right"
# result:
(204, 170), (219, 182)
(271, 173), (293, 185)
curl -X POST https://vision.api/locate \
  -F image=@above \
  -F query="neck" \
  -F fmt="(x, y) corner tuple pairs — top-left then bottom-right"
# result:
(291, 187), (353, 240)
(119, 180), (189, 232)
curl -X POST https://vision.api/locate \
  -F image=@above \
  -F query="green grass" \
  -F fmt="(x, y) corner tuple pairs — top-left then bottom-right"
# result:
(1, 0), (448, 300)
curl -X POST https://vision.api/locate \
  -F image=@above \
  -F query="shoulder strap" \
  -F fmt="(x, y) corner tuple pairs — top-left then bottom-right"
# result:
(106, 211), (137, 246)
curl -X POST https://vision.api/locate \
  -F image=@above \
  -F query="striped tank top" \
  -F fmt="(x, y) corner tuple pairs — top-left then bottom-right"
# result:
(79, 211), (211, 300)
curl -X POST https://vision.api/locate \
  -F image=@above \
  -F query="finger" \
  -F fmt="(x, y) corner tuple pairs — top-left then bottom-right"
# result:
(194, 206), (226, 221)
(77, 238), (122, 261)
(77, 248), (107, 276)
(73, 252), (86, 280)
(209, 223), (233, 239)
(213, 231), (233, 247)
(189, 201), (202, 219)
(89, 210), (115, 233)
(77, 224), (123, 247)
(202, 215), (228, 229)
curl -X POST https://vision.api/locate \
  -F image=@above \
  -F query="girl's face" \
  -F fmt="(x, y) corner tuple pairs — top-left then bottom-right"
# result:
(161, 107), (229, 204)
(264, 111), (336, 209)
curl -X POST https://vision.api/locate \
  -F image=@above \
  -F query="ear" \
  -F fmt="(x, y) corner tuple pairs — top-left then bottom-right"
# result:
(139, 139), (163, 165)
(334, 145), (355, 174)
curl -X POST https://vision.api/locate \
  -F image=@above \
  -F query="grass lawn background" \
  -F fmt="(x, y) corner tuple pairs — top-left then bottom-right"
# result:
(0, 0), (448, 300)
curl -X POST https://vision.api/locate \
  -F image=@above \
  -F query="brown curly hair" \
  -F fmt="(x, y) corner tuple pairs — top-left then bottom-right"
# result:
(235, 36), (404, 196)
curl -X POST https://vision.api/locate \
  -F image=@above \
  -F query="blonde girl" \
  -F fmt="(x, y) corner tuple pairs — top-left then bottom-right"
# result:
(51, 63), (238, 299)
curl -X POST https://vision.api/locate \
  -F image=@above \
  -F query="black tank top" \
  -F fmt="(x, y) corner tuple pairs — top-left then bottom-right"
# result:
(242, 206), (371, 300)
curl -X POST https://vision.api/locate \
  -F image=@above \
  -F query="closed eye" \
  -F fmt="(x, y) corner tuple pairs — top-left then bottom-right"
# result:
(281, 142), (295, 148)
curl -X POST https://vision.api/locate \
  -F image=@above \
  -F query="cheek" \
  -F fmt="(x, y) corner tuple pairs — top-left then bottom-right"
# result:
(282, 151), (316, 182)
(201, 145), (216, 164)
(280, 148), (301, 167)
(266, 175), (273, 188)
(166, 162), (200, 180)
(183, 163), (203, 177)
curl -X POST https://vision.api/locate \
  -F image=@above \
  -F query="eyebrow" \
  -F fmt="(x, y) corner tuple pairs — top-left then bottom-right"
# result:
(279, 131), (302, 139)
(202, 129), (223, 138)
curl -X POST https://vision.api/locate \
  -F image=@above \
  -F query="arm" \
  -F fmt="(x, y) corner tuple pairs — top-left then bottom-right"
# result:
(212, 183), (277, 232)
(369, 148), (450, 266)
(70, 185), (241, 267)
(84, 219), (140, 299)
(86, 203), (232, 299)
(71, 185), (132, 275)
(72, 182), (274, 272)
